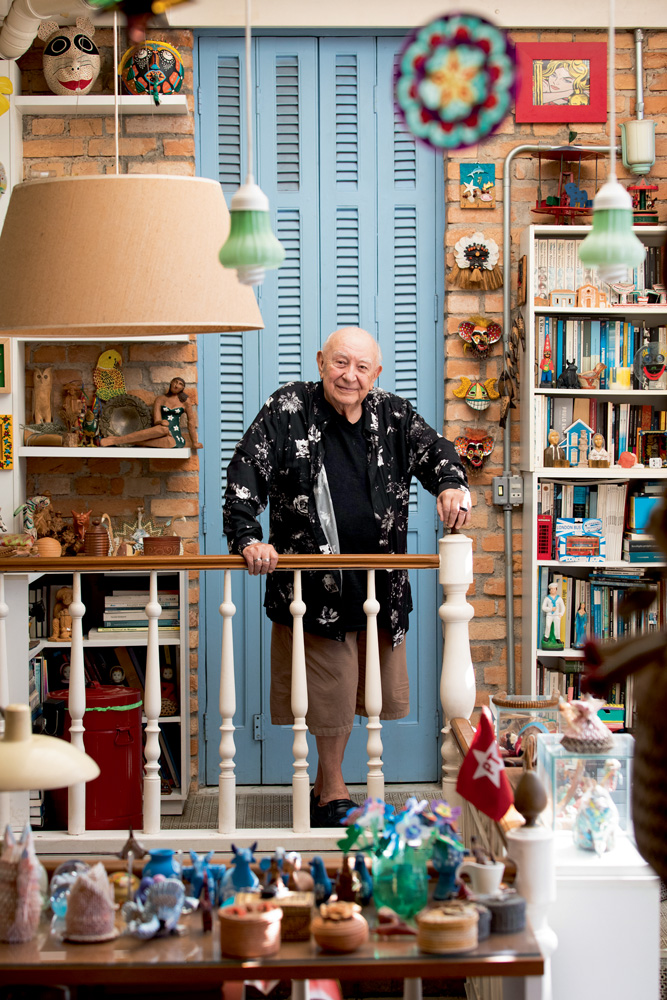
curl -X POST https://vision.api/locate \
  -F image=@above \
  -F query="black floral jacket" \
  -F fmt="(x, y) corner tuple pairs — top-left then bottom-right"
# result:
(223, 381), (469, 646)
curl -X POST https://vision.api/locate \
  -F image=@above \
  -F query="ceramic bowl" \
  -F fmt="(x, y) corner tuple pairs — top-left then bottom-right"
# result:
(218, 904), (282, 958)
(311, 908), (369, 953)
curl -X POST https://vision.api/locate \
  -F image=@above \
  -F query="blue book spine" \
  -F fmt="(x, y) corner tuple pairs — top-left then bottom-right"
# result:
(592, 586), (602, 639)
(599, 321), (608, 388)
(557, 317), (565, 379)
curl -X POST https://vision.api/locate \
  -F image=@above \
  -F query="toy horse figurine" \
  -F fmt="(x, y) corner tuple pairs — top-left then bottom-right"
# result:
(0, 496), (51, 556)
(220, 843), (260, 900)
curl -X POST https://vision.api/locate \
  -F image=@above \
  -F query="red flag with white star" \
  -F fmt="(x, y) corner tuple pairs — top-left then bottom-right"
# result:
(456, 706), (514, 821)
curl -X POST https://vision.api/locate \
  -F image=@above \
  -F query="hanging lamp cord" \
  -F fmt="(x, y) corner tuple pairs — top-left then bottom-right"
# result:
(608, 0), (616, 181)
(114, 10), (120, 174)
(245, 0), (254, 185)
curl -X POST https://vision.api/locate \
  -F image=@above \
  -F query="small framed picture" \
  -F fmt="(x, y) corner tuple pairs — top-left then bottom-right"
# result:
(0, 414), (12, 470)
(638, 429), (667, 468)
(517, 255), (527, 306)
(0, 339), (10, 394)
(515, 42), (607, 123)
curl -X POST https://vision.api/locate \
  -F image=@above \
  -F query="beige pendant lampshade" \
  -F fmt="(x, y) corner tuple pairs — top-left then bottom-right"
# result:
(0, 704), (100, 791)
(0, 175), (264, 338)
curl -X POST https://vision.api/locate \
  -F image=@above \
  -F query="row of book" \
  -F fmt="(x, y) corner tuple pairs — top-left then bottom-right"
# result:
(536, 395), (667, 466)
(533, 236), (665, 302)
(537, 566), (664, 651)
(88, 588), (180, 637)
(536, 315), (667, 389)
(535, 660), (630, 729)
(537, 481), (630, 561)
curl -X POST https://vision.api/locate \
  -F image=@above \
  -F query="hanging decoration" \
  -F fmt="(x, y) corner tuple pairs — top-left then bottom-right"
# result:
(394, 13), (516, 152)
(452, 376), (499, 411)
(38, 19), (101, 96)
(119, 40), (184, 105)
(457, 315), (502, 358)
(0, 414), (12, 470)
(450, 232), (503, 291)
(460, 163), (496, 209)
(633, 339), (667, 388)
(454, 429), (495, 472)
(0, 164), (6, 198)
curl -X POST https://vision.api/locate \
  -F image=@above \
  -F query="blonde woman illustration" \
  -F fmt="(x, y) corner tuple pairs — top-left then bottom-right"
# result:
(534, 59), (590, 106)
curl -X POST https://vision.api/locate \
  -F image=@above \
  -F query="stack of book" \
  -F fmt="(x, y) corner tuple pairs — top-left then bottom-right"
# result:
(622, 532), (663, 563)
(29, 789), (45, 828)
(88, 590), (180, 637)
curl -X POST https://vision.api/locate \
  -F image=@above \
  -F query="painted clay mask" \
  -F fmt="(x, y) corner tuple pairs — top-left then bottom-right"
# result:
(119, 41), (184, 105)
(38, 18), (100, 96)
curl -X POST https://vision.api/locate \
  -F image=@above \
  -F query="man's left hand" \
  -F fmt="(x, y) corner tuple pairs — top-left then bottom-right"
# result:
(437, 487), (472, 529)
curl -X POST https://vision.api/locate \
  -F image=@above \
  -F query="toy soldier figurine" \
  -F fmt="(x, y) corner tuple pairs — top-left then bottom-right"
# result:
(539, 332), (555, 386)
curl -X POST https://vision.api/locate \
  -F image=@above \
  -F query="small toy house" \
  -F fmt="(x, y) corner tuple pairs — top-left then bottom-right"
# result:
(561, 418), (593, 467)
(549, 290), (576, 307)
(576, 284), (603, 309)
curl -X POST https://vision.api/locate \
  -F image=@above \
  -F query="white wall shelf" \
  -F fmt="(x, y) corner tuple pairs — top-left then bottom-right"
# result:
(15, 94), (189, 116)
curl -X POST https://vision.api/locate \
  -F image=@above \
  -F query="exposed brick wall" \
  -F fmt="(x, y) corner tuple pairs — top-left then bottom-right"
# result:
(445, 28), (667, 709)
(16, 23), (667, 772)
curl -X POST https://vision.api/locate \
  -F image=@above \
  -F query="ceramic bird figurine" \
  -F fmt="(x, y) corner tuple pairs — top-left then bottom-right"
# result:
(309, 855), (332, 904)
(122, 877), (192, 938)
(93, 349), (126, 400)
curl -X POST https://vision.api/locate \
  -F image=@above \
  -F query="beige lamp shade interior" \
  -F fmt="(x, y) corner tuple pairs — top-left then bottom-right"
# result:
(0, 175), (264, 338)
(0, 703), (100, 791)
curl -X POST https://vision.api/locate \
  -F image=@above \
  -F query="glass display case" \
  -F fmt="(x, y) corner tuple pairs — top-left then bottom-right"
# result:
(536, 732), (634, 832)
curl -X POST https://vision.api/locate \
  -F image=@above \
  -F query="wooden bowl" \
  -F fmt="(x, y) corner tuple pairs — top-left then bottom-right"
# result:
(143, 536), (181, 556)
(218, 904), (282, 958)
(33, 537), (62, 557)
(311, 905), (369, 954)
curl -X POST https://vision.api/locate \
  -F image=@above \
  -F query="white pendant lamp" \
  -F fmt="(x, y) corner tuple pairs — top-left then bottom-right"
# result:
(0, 704), (99, 791)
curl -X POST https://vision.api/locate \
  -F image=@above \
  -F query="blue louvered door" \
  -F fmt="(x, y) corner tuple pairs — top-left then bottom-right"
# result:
(197, 33), (444, 785)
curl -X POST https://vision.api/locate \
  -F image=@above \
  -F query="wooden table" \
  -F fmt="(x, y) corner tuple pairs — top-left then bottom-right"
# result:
(0, 913), (544, 1000)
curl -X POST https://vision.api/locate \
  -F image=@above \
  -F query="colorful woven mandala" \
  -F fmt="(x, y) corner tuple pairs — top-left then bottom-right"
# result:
(394, 13), (516, 151)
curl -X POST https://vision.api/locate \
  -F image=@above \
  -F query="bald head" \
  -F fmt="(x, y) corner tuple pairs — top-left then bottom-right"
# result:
(317, 327), (383, 421)
(321, 327), (383, 366)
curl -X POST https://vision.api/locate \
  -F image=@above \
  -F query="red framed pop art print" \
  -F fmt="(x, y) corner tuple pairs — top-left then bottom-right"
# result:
(515, 42), (608, 123)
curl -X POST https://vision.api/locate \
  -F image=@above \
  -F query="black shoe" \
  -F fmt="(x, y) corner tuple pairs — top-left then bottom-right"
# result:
(310, 788), (320, 822)
(311, 797), (357, 828)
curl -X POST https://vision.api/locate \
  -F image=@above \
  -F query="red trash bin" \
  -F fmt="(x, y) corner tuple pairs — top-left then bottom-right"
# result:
(50, 684), (143, 830)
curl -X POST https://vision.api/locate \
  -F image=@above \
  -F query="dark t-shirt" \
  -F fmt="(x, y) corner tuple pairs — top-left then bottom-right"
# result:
(323, 408), (389, 630)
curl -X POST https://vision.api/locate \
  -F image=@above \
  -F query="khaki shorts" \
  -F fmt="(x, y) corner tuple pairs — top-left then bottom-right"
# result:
(270, 622), (409, 736)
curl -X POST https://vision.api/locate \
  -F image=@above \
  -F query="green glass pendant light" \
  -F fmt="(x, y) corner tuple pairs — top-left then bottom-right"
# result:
(578, 0), (645, 285)
(218, 0), (285, 287)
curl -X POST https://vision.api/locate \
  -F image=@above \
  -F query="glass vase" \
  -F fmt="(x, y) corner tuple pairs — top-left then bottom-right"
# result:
(431, 837), (465, 901)
(371, 844), (429, 920)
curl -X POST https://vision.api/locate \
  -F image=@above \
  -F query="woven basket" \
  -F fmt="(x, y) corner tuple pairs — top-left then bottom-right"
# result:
(491, 691), (559, 710)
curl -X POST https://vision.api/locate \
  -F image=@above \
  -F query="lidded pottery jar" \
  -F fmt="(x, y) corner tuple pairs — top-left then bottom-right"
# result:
(310, 900), (369, 953)
(83, 518), (109, 557)
(218, 900), (282, 958)
(33, 536), (62, 557)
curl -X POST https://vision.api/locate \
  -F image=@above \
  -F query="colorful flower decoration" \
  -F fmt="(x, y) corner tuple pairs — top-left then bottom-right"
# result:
(394, 14), (516, 152)
(454, 429), (495, 471)
(457, 315), (502, 358)
(338, 797), (439, 857)
(453, 376), (500, 410)
(451, 232), (503, 290)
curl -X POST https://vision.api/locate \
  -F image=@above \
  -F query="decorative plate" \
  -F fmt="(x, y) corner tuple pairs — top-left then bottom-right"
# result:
(394, 13), (516, 151)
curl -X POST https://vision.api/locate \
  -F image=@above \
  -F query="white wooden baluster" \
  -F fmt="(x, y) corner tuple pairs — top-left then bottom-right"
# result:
(143, 569), (162, 833)
(363, 569), (383, 800)
(67, 572), (86, 835)
(218, 569), (237, 834)
(506, 823), (557, 1000)
(290, 569), (309, 832)
(0, 572), (9, 830)
(438, 533), (475, 810)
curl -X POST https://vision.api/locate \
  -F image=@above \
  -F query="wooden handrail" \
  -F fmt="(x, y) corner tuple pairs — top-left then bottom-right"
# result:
(0, 553), (440, 572)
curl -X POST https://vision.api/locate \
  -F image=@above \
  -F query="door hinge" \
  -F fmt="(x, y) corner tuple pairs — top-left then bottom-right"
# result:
(434, 293), (440, 322)
(197, 87), (203, 116)
(203, 713), (208, 742)
(435, 710), (442, 740)
(253, 714), (265, 741)
(373, 85), (377, 113)
(201, 504), (207, 534)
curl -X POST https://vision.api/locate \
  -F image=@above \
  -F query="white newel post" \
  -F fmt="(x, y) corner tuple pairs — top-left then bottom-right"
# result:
(218, 569), (237, 834)
(505, 825), (557, 1000)
(143, 570), (162, 833)
(438, 533), (475, 807)
(363, 569), (383, 800)
(0, 573), (8, 830)
(290, 570), (309, 832)
(67, 572), (87, 835)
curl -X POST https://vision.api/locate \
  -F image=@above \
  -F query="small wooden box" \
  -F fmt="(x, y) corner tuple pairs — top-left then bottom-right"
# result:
(236, 891), (315, 941)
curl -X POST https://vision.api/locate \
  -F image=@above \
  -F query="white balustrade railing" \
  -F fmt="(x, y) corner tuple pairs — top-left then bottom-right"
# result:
(0, 538), (477, 848)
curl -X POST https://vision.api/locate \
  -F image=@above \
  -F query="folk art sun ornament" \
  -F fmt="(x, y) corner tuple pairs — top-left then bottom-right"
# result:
(457, 315), (502, 358)
(450, 232), (503, 291)
(454, 429), (495, 472)
(394, 13), (516, 151)
(453, 376), (500, 411)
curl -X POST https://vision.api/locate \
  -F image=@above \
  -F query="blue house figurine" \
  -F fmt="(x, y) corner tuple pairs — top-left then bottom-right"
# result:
(561, 419), (593, 468)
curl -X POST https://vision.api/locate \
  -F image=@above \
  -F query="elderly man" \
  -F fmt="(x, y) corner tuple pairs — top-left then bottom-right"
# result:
(224, 327), (471, 827)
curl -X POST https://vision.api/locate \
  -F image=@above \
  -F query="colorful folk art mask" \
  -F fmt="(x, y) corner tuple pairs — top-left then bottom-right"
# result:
(634, 341), (667, 385)
(454, 430), (495, 470)
(37, 18), (100, 96)
(119, 41), (184, 105)
(453, 376), (499, 411)
(457, 316), (502, 358)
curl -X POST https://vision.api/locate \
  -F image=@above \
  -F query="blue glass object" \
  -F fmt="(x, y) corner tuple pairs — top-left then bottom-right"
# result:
(371, 845), (429, 920)
(431, 837), (466, 901)
(143, 848), (181, 880)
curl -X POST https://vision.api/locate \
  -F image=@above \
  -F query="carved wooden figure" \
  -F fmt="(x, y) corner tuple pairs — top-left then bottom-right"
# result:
(32, 367), (53, 424)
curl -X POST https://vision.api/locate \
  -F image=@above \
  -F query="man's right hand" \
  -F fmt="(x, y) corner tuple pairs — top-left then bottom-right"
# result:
(242, 543), (279, 575)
